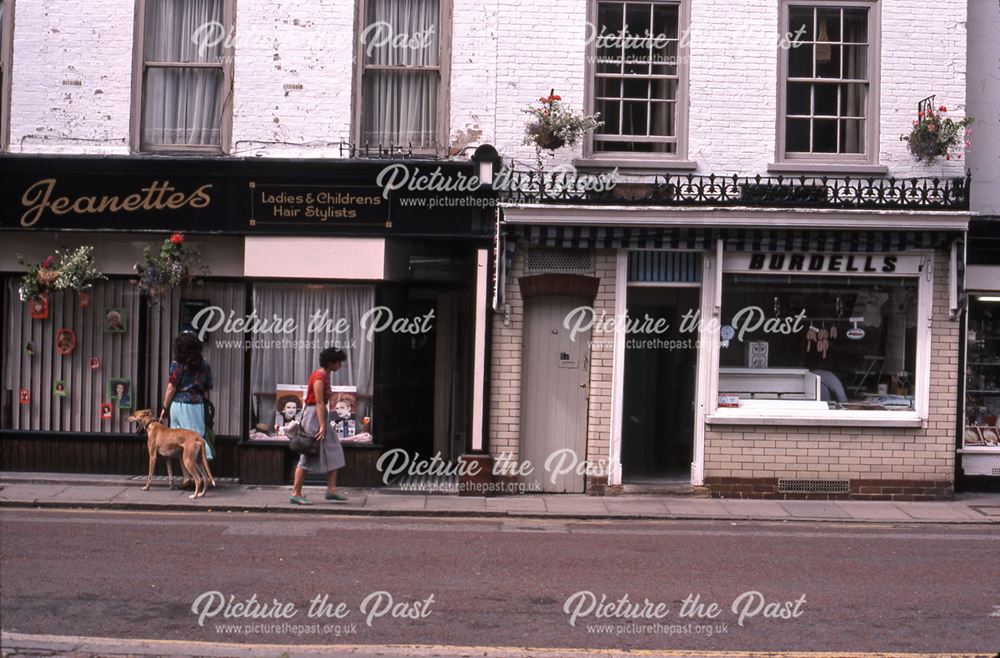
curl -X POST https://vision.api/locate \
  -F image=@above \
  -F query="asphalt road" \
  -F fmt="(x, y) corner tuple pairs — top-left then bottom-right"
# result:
(2, 509), (999, 655)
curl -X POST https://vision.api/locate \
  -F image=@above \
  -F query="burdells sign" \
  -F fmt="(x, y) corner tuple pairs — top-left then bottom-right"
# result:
(725, 252), (925, 276)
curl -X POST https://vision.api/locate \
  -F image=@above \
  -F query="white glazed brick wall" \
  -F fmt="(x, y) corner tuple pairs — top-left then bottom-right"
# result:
(489, 246), (526, 462)
(4, 0), (970, 177)
(584, 251), (617, 466)
(703, 251), (959, 482)
(8, 0), (134, 154)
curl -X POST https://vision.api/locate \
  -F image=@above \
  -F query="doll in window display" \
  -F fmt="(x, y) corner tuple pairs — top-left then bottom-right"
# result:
(331, 393), (373, 444)
(275, 395), (303, 437)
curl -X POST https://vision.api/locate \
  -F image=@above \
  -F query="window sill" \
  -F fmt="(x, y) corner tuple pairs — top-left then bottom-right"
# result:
(706, 409), (925, 428)
(574, 157), (699, 173)
(767, 162), (889, 176)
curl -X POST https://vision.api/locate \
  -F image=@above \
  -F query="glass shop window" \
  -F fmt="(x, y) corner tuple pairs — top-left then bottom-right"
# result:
(2, 277), (142, 433)
(717, 273), (918, 411)
(247, 283), (375, 442)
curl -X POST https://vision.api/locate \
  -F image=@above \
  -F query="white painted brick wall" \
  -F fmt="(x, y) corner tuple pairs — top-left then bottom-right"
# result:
(966, 0), (1000, 214)
(9, 0), (134, 154)
(230, 0), (355, 158)
(5, 0), (971, 176)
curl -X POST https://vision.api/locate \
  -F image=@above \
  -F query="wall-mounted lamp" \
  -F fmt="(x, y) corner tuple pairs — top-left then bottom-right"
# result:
(471, 144), (502, 189)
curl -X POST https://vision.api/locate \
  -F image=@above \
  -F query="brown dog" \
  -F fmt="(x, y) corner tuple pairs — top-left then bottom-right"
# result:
(127, 409), (215, 499)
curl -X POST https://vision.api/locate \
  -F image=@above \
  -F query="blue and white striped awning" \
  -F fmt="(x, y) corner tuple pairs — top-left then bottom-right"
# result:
(493, 224), (962, 309)
(505, 225), (956, 253)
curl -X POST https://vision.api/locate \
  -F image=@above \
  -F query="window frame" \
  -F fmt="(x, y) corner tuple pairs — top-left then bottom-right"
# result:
(130, 0), (235, 155)
(352, 0), (452, 156)
(582, 0), (691, 164)
(775, 0), (880, 165)
(0, 0), (13, 151)
(705, 251), (934, 427)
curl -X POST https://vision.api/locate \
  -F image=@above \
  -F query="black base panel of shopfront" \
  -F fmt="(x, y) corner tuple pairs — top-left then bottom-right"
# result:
(0, 435), (384, 486)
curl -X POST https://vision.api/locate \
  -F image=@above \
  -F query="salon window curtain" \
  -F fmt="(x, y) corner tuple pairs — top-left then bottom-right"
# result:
(361, 0), (439, 148)
(3, 278), (142, 433)
(142, 0), (224, 146)
(249, 284), (375, 429)
(146, 282), (246, 437)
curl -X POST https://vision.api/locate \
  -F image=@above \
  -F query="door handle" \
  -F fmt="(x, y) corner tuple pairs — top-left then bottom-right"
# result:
(580, 383), (587, 388)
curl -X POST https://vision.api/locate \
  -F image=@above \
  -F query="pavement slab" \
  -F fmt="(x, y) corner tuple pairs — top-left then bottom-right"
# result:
(51, 485), (130, 502)
(423, 496), (486, 512)
(780, 501), (852, 518)
(541, 496), (609, 515)
(900, 502), (987, 521)
(2, 473), (1000, 524)
(0, 484), (69, 502)
(602, 498), (670, 516)
(361, 494), (428, 511)
(832, 501), (914, 521)
(662, 499), (728, 516)
(719, 499), (791, 518)
(483, 496), (548, 513)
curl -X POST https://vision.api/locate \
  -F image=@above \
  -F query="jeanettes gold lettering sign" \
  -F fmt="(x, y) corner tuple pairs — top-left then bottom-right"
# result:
(19, 178), (213, 227)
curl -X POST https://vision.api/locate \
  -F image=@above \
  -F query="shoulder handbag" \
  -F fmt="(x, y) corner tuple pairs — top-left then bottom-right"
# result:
(286, 422), (319, 456)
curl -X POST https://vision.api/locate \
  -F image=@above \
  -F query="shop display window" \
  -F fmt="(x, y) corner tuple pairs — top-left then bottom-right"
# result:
(247, 283), (374, 442)
(964, 295), (1000, 447)
(3, 277), (142, 432)
(714, 259), (928, 419)
(146, 283), (246, 437)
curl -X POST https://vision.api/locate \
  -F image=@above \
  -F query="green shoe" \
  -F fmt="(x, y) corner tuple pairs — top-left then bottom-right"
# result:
(325, 492), (348, 501)
(289, 495), (312, 505)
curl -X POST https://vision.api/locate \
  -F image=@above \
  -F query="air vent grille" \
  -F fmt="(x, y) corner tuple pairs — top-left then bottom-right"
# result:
(524, 248), (594, 274)
(777, 479), (851, 494)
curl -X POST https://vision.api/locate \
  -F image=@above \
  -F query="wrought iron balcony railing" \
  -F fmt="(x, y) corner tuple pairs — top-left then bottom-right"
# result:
(496, 169), (971, 211)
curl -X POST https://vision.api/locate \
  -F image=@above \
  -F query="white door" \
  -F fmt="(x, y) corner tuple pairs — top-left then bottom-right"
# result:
(520, 295), (592, 493)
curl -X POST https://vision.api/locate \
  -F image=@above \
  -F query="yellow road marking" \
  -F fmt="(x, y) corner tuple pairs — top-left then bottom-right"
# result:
(1, 633), (993, 658)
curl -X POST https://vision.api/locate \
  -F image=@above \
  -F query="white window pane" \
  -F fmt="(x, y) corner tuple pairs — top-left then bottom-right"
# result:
(840, 119), (865, 153)
(844, 45), (868, 80)
(362, 69), (438, 148)
(789, 43), (813, 77)
(843, 8), (868, 43)
(789, 6), (814, 40)
(363, 0), (439, 66)
(787, 82), (811, 115)
(143, 67), (223, 146)
(144, 0), (225, 63)
(840, 83), (866, 118)
(816, 8), (840, 42)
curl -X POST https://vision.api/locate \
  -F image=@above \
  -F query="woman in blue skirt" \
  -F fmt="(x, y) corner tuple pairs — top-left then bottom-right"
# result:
(159, 333), (214, 460)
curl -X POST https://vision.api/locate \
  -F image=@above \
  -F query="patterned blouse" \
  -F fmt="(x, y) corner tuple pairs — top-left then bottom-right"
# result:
(168, 358), (213, 404)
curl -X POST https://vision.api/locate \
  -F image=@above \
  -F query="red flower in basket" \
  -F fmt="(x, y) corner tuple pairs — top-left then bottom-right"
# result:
(170, 233), (185, 245)
(41, 255), (56, 268)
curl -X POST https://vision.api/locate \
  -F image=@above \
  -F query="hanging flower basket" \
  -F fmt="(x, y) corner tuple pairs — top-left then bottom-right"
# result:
(17, 247), (106, 302)
(523, 90), (602, 155)
(900, 103), (974, 165)
(36, 268), (61, 286)
(134, 233), (210, 301)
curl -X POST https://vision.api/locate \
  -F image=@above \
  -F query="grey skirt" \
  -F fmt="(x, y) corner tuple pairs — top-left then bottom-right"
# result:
(296, 404), (346, 474)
